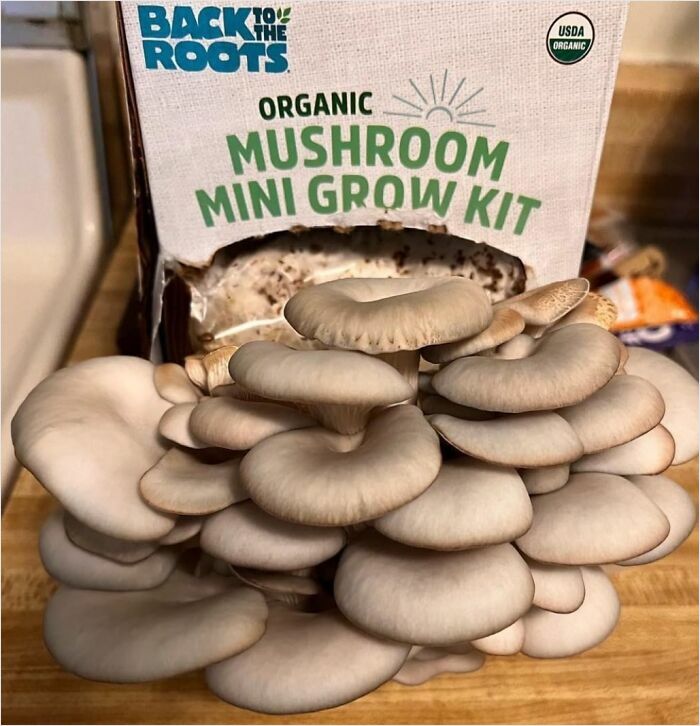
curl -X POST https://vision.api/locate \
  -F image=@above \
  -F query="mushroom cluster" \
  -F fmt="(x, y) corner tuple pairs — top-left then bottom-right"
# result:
(11, 274), (698, 715)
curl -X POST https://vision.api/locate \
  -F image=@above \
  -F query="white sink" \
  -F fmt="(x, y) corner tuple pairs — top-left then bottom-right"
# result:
(1, 48), (107, 500)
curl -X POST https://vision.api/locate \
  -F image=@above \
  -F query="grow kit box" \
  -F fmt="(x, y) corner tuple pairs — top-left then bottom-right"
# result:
(118, 0), (628, 360)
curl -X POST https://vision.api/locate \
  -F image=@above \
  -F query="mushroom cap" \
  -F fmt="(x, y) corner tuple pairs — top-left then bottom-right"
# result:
(335, 531), (534, 644)
(200, 345), (237, 391)
(200, 501), (346, 570)
(158, 516), (203, 545)
(471, 619), (525, 655)
(428, 412), (583, 468)
(205, 605), (410, 714)
(11, 357), (175, 541)
(184, 354), (207, 389)
(393, 647), (485, 686)
(432, 324), (621, 413)
(241, 405), (441, 526)
(158, 402), (207, 449)
(284, 277), (493, 354)
(548, 291), (618, 332)
(64, 512), (158, 564)
(374, 458), (532, 550)
(624, 347), (699, 464)
(189, 396), (315, 450)
(44, 569), (267, 682)
(558, 375), (665, 454)
(571, 425), (675, 476)
(494, 278), (589, 326)
(40, 510), (177, 591)
(619, 475), (697, 566)
(420, 395), (496, 420)
(516, 473), (670, 564)
(422, 308), (525, 363)
(519, 464), (570, 495)
(490, 333), (538, 360)
(153, 363), (201, 404)
(526, 559), (586, 613)
(140, 448), (248, 516)
(230, 566), (323, 597)
(521, 566), (620, 658)
(229, 341), (413, 407)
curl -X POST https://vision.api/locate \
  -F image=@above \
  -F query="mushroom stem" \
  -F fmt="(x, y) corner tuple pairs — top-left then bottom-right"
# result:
(377, 350), (420, 402)
(301, 403), (374, 435)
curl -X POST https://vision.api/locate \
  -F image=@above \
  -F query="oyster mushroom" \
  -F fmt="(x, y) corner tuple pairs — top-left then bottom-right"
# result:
(158, 516), (203, 545)
(374, 458), (532, 550)
(206, 605), (410, 714)
(494, 278), (589, 326)
(571, 425), (675, 476)
(420, 395), (496, 420)
(489, 333), (538, 360)
(393, 645), (485, 686)
(335, 531), (533, 644)
(624, 346), (699, 464)
(519, 464), (570, 495)
(433, 324), (621, 412)
(428, 412), (583, 468)
(521, 566), (620, 658)
(516, 473), (670, 564)
(11, 357), (176, 541)
(44, 569), (268, 682)
(140, 448), (248, 516)
(240, 405), (441, 526)
(228, 341), (413, 434)
(526, 559), (586, 613)
(40, 510), (177, 591)
(284, 276), (493, 393)
(200, 501), (346, 570)
(471, 619), (525, 655)
(558, 375), (665, 454)
(422, 308), (525, 363)
(153, 363), (201, 404)
(540, 291), (618, 335)
(619, 475), (697, 566)
(189, 396), (316, 450)
(158, 402), (207, 449)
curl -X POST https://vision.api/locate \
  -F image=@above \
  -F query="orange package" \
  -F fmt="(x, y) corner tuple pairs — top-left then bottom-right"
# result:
(597, 276), (698, 332)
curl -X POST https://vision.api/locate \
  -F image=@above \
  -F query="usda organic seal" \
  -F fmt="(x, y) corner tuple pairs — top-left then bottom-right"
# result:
(547, 12), (595, 65)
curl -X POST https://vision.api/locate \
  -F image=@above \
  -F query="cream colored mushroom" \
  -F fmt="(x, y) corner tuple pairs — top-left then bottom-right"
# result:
(433, 324), (621, 412)
(471, 619), (525, 655)
(494, 278), (589, 325)
(393, 645), (485, 686)
(11, 357), (176, 541)
(153, 363), (201, 404)
(519, 464), (570, 495)
(526, 559), (586, 613)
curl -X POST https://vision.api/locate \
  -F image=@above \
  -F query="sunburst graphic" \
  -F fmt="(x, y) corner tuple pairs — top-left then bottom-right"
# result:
(384, 70), (495, 127)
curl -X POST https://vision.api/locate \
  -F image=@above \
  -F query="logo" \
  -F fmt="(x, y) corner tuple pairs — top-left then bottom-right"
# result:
(546, 11), (594, 65)
(384, 71), (494, 128)
(137, 5), (290, 73)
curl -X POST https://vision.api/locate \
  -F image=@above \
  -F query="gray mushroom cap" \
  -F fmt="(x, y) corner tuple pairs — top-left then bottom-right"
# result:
(571, 425), (675, 476)
(521, 566), (620, 658)
(516, 473), (670, 565)
(624, 346), (699, 464)
(11, 357), (176, 541)
(471, 619), (525, 655)
(433, 324), (621, 413)
(153, 363), (201, 404)
(44, 569), (268, 682)
(240, 405), (441, 526)
(420, 395), (496, 420)
(335, 531), (534, 644)
(40, 510), (177, 591)
(422, 308), (525, 363)
(374, 458), (532, 550)
(284, 276), (493, 354)
(158, 402), (207, 449)
(189, 396), (316, 450)
(519, 464), (570, 495)
(200, 501), (346, 570)
(526, 559), (586, 613)
(205, 605), (410, 714)
(393, 645), (485, 686)
(158, 516), (203, 545)
(489, 333), (538, 360)
(140, 448), (248, 516)
(494, 278), (589, 326)
(619, 475), (697, 566)
(428, 412), (583, 468)
(64, 512), (158, 564)
(558, 375), (665, 454)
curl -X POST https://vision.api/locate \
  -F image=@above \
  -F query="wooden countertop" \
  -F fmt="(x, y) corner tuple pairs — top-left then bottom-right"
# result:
(2, 219), (698, 724)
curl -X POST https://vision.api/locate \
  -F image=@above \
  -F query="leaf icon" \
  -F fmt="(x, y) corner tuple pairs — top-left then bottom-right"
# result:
(276, 7), (282, 19)
(280, 7), (291, 23)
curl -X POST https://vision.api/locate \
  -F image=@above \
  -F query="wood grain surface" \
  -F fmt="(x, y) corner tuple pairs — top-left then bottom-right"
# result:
(2, 221), (698, 725)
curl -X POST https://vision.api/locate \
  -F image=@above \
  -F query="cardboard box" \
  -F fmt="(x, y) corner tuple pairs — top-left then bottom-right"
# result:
(118, 0), (627, 359)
